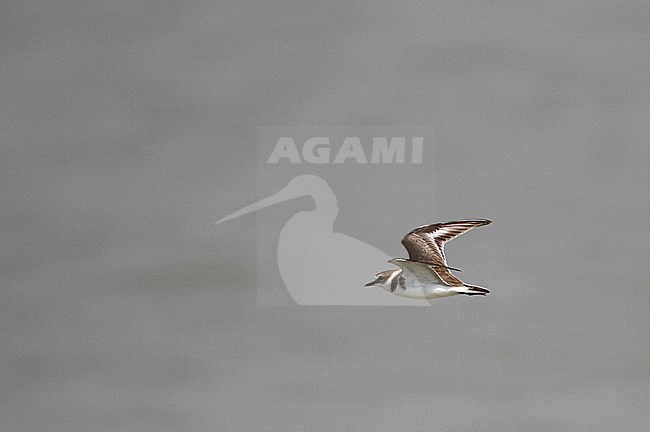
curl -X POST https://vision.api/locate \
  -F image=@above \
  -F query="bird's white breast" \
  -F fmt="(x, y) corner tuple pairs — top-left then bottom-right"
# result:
(394, 279), (460, 299)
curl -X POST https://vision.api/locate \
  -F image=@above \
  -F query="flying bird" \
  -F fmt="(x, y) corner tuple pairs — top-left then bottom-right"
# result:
(365, 219), (492, 299)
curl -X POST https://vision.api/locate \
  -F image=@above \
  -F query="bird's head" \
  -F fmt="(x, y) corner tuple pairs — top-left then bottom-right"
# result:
(364, 269), (400, 293)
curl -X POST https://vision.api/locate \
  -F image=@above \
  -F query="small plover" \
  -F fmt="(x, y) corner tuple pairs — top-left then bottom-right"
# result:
(365, 220), (491, 299)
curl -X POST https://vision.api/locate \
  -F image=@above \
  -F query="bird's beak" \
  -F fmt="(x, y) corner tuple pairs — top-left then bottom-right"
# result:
(364, 280), (378, 287)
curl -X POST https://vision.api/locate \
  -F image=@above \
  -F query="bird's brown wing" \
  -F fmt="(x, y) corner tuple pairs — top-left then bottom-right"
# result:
(401, 219), (491, 264)
(400, 219), (491, 286)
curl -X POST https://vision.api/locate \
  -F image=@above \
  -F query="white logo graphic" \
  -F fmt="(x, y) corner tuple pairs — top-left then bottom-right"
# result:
(216, 175), (429, 305)
(267, 136), (423, 164)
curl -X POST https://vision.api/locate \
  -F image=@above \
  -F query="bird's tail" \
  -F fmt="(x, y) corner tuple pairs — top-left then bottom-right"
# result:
(460, 284), (490, 296)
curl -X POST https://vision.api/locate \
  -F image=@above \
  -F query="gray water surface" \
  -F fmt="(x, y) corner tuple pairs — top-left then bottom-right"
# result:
(2, 2), (650, 431)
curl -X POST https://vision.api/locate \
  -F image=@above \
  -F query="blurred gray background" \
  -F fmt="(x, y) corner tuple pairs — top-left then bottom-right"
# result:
(2, 1), (650, 431)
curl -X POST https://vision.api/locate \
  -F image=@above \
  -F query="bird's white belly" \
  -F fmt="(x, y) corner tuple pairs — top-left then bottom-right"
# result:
(393, 281), (460, 299)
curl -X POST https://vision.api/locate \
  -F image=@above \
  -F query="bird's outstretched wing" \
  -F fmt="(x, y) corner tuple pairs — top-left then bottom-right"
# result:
(388, 258), (464, 287)
(398, 219), (491, 286)
(401, 219), (492, 266)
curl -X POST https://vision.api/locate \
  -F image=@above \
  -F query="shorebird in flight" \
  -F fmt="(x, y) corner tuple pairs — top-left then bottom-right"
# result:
(365, 219), (492, 299)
